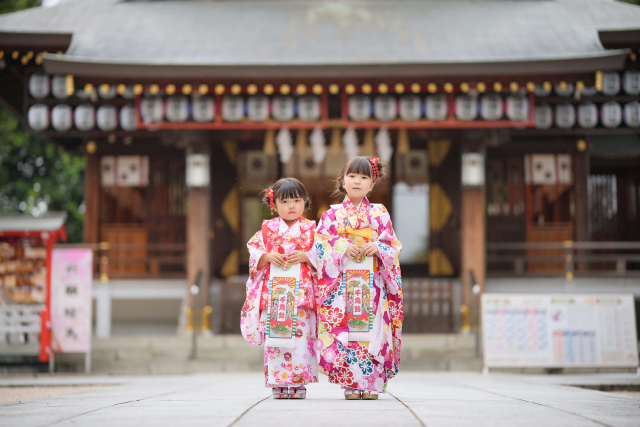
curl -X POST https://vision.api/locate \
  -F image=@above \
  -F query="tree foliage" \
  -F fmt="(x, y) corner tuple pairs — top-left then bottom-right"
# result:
(0, 0), (41, 15)
(0, 107), (86, 242)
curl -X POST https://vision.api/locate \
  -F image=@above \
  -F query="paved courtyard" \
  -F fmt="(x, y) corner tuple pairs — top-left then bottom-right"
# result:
(0, 372), (639, 427)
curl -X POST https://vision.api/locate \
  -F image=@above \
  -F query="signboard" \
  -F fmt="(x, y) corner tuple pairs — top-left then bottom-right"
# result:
(482, 294), (638, 368)
(51, 248), (93, 353)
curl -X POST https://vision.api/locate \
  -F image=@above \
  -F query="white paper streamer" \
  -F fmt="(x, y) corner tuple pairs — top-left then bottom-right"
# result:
(343, 127), (359, 160)
(375, 127), (393, 163)
(310, 126), (327, 164)
(276, 127), (294, 163)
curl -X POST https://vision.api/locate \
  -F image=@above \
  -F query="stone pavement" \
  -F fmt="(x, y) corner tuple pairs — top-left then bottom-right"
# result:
(0, 372), (639, 427)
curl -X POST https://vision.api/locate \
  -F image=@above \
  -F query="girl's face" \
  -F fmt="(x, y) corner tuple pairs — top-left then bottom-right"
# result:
(275, 196), (305, 223)
(342, 172), (374, 202)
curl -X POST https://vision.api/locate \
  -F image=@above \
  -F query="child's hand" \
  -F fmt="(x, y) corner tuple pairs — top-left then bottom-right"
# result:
(287, 250), (309, 265)
(361, 242), (379, 257)
(266, 252), (286, 268)
(345, 244), (361, 259)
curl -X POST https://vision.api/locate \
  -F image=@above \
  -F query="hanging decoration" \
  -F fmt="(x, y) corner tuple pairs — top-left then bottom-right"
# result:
(375, 127), (393, 163)
(276, 127), (294, 163)
(310, 126), (326, 164)
(343, 127), (359, 159)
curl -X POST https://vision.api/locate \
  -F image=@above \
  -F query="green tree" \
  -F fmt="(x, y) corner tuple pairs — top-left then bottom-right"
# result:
(0, 0), (40, 15)
(0, 107), (86, 242)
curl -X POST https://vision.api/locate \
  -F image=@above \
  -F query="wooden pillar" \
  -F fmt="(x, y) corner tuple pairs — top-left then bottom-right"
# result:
(574, 140), (590, 272)
(461, 187), (485, 330)
(186, 150), (211, 309)
(83, 153), (100, 244)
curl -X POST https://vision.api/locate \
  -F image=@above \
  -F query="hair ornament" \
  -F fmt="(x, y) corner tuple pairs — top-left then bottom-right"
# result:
(266, 188), (275, 214)
(369, 156), (380, 179)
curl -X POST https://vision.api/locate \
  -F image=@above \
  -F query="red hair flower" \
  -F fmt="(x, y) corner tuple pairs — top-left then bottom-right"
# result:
(369, 156), (380, 179)
(266, 188), (275, 214)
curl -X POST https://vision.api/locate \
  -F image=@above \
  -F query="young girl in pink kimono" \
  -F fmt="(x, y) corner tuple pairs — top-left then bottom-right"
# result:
(241, 178), (319, 399)
(315, 156), (403, 400)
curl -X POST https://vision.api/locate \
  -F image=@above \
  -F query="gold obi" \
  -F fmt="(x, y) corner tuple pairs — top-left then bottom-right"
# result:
(341, 227), (378, 271)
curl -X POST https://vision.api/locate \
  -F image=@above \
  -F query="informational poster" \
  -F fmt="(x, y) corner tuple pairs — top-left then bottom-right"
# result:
(51, 248), (93, 353)
(482, 294), (638, 368)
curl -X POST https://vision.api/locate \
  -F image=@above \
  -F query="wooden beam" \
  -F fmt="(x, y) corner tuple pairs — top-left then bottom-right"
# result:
(83, 153), (100, 244)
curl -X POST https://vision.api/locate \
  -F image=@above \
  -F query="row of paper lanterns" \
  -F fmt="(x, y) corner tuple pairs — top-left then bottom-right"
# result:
(534, 101), (640, 129)
(140, 94), (322, 123)
(27, 104), (136, 132)
(28, 72), (136, 100)
(347, 93), (531, 122)
(534, 71), (640, 97)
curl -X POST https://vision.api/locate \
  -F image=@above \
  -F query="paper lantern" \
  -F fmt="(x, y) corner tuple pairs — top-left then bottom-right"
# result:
(297, 95), (321, 122)
(121, 85), (136, 99)
(119, 104), (137, 131)
(247, 95), (269, 122)
(373, 95), (397, 121)
(601, 72), (621, 96)
(100, 156), (116, 186)
(555, 103), (575, 129)
(480, 94), (503, 121)
(398, 95), (422, 121)
(97, 105), (118, 131)
(624, 101), (640, 128)
(577, 102), (598, 129)
(533, 83), (551, 97)
(186, 154), (210, 187)
(461, 152), (485, 187)
(534, 104), (553, 129)
(425, 93), (448, 121)
(75, 87), (93, 100)
(581, 86), (598, 97)
(623, 70), (640, 96)
(74, 104), (96, 130)
(348, 95), (371, 121)
(51, 75), (69, 100)
(221, 95), (245, 122)
(601, 101), (622, 128)
(272, 96), (295, 122)
(192, 95), (215, 122)
(51, 104), (73, 131)
(506, 94), (529, 121)
(140, 96), (164, 123)
(27, 104), (50, 131)
(165, 95), (189, 122)
(99, 85), (117, 99)
(455, 94), (478, 121)
(554, 83), (574, 97)
(28, 72), (50, 99)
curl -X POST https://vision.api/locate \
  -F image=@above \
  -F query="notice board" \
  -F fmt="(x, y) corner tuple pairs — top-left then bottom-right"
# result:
(482, 294), (638, 368)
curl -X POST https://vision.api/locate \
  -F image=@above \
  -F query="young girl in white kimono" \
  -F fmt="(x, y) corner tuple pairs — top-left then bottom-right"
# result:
(314, 156), (403, 400)
(240, 178), (319, 399)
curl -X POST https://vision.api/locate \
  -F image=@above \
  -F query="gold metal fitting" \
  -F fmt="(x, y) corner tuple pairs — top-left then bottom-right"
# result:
(362, 83), (372, 94)
(149, 84), (159, 95)
(247, 84), (258, 95)
(345, 84), (356, 95)
(279, 84), (290, 95)
(411, 83), (421, 93)
(394, 83), (405, 94)
(231, 84), (242, 95)
(444, 82), (453, 93)
(476, 82), (486, 93)
(328, 84), (339, 94)
(84, 83), (94, 93)
(198, 84), (209, 95)
(296, 84), (307, 95)
(215, 84), (225, 95)
(493, 82), (503, 92)
(86, 141), (97, 154)
(263, 84), (274, 95)
(460, 82), (470, 93)
(378, 83), (388, 94)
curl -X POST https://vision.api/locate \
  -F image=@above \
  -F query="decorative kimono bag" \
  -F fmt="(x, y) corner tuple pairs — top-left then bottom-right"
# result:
(344, 255), (374, 342)
(265, 261), (301, 348)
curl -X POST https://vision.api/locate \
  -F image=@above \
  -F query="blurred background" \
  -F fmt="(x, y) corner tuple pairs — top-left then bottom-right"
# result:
(0, 0), (639, 374)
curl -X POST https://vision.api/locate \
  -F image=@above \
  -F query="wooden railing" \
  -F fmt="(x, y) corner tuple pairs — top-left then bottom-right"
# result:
(56, 243), (187, 279)
(487, 241), (640, 278)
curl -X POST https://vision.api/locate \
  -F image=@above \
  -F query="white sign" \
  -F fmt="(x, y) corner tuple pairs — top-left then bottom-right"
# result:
(271, 96), (295, 122)
(482, 294), (638, 368)
(297, 95), (321, 122)
(246, 95), (269, 122)
(426, 94), (448, 121)
(373, 95), (397, 121)
(51, 249), (93, 353)
(399, 95), (422, 121)
(117, 156), (149, 187)
(51, 104), (73, 132)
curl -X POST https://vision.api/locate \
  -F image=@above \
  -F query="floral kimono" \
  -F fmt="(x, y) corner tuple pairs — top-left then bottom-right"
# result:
(240, 216), (319, 387)
(314, 196), (403, 393)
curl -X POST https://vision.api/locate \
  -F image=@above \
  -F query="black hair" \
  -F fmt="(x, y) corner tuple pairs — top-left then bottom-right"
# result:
(262, 177), (311, 212)
(332, 156), (386, 198)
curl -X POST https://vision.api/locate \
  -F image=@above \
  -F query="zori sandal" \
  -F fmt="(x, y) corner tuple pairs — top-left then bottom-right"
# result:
(272, 387), (289, 399)
(362, 390), (379, 400)
(344, 388), (362, 400)
(288, 386), (306, 399)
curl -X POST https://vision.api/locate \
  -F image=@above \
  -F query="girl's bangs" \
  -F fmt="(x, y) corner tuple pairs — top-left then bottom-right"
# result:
(345, 157), (373, 178)
(276, 180), (307, 200)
